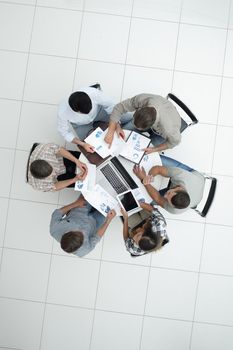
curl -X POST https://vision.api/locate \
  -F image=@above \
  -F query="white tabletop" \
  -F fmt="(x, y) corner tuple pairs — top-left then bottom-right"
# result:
(79, 129), (164, 204)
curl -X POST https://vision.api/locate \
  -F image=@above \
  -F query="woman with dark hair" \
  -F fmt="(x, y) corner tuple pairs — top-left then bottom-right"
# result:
(121, 202), (169, 257)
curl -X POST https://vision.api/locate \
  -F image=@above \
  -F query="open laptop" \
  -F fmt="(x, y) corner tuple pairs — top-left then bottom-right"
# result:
(97, 156), (138, 197)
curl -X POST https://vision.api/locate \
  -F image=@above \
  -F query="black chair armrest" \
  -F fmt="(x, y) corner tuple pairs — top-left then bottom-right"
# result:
(167, 93), (198, 124)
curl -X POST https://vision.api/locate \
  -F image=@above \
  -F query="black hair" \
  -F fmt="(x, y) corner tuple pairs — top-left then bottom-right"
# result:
(138, 222), (158, 251)
(60, 231), (84, 253)
(171, 191), (190, 209)
(68, 92), (92, 114)
(30, 159), (53, 179)
(134, 107), (157, 130)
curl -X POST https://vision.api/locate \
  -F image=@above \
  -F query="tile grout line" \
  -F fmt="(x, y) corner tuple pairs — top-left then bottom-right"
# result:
(0, 0), (38, 278)
(2, 47), (233, 80)
(138, 254), (153, 350)
(1, 294), (233, 329)
(170, 0), (184, 92)
(188, 1), (233, 348)
(0, 0), (233, 31)
(118, 0), (135, 101)
(87, 230), (106, 350)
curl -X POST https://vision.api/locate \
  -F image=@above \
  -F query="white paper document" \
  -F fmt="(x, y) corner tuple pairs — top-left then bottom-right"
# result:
(120, 131), (151, 164)
(84, 127), (126, 158)
(82, 184), (121, 217)
(74, 163), (96, 192)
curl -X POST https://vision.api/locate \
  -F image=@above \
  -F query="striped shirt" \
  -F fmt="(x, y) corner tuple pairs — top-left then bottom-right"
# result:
(28, 143), (66, 192)
(125, 208), (168, 256)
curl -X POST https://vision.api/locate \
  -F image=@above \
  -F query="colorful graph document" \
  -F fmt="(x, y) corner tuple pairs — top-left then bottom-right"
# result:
(82, 184), (121, 217)
(120, 131), (151, 164)
(84, 127), (126, 158)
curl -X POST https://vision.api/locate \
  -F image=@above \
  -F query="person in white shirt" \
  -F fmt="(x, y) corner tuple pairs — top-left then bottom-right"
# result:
(58, 86), (133, 153)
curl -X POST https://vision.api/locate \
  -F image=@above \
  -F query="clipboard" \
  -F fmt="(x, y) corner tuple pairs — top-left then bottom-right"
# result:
(119, 131), (151, 164)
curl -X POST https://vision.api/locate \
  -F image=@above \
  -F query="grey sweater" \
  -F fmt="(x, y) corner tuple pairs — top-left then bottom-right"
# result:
(110, 93), (181, 149)
(50, 207), (101, 257)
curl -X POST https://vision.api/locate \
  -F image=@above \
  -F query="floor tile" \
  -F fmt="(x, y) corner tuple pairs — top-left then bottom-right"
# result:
(151, 219), (204, 271)
(181, 0), (230, 28)
(230, 5), (233, 29)
(212, 126), (233, 176)
(47, 255), (100, 307)
(218, 77), (233, 126)
(127, 18), (178, 69)
(176, 24), (226, 75)
(0, 99), (21, 149)
(4, 199), (54, 253)
(206, 175), (233, 226)
(0, 298), (44, 350)
(37, 0), (83, 10)
(85, 0), (133, 16)
(0, 148), (15, 197)
(141, 317), (192, 350)
(31, 7), (82, 57)
(17, 102), (64, 150)
(0, 3), (34, 51)
(224, 30), (233, 77)
(0, 248), (50, 302)
(122, 65), (173, 99)
(102, 217), (151, 266)
(0, 51), (28, 100)
(0, 198), (8, 248)
(201, 224), (233, 276)
(191, 322), (233, 350)
(133, 0), (182, 22)
(41, 304), (93, 350)
(165, 123), (216, 173)
(11, 150), (59, 204)
(74, 59), (124, 101)
(91, 310), (142, 350)
(145, 268), (198, 320)
(172, 71), (222, 124)
(96, 261), (149, 314)
(195, 273), (233, 325)
(24, 54), (75, 104)
(79, 12), (130, 63)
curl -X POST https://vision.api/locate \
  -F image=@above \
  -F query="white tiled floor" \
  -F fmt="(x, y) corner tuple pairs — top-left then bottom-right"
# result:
(0, 1), (233, 349)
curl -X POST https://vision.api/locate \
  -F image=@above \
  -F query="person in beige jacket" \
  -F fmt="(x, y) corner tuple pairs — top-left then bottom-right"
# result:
(104, 93), (181, 153)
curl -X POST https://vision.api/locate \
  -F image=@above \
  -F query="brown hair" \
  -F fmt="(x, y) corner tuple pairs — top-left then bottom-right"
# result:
(171, 190), (190, 209)
(133, 107), (157, 130)
(60, 231), (84, 253)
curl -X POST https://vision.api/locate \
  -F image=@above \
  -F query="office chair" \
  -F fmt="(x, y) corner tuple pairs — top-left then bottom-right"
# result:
(192, 174), (217, 217)
(167, 93), (198, 133)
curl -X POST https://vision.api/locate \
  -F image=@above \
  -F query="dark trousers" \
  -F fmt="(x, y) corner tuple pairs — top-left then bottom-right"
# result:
(57, 150), (80, 187)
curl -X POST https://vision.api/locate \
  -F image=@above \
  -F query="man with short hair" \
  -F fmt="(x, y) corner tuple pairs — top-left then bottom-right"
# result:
(58, 86), (132, 153)
(133, 155), (204, 214)
(50, 196), (116, 257)
(104, 93), (181, 153)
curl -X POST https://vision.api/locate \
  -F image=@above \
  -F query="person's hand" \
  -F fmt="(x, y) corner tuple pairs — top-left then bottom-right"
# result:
(76, 161), (88, 180)
(116, 124), (125, 140)
(83, 143), (95, 153)
(142, 175), (154, 185)
(75, 194), (86, 208)
(133, 165), (147, 181)
(120, 207), (128, 219)
(143, 147), (156, 154)
(104, 130), (114, 148)
(106, 209), (116, 221)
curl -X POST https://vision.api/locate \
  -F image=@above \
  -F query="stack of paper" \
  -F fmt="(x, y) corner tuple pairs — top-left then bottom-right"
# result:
(84, 127), (126, 158)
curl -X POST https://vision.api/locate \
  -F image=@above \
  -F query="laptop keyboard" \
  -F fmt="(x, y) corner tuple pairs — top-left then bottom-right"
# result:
(100, 164), (128, 194)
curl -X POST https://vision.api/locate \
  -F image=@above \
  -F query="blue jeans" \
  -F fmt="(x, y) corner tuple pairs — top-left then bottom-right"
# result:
(86, 203), (105, 229)
(160, 155), (193, 172)
(72, 109), (134, 140)
(122, 120), (166, 147)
